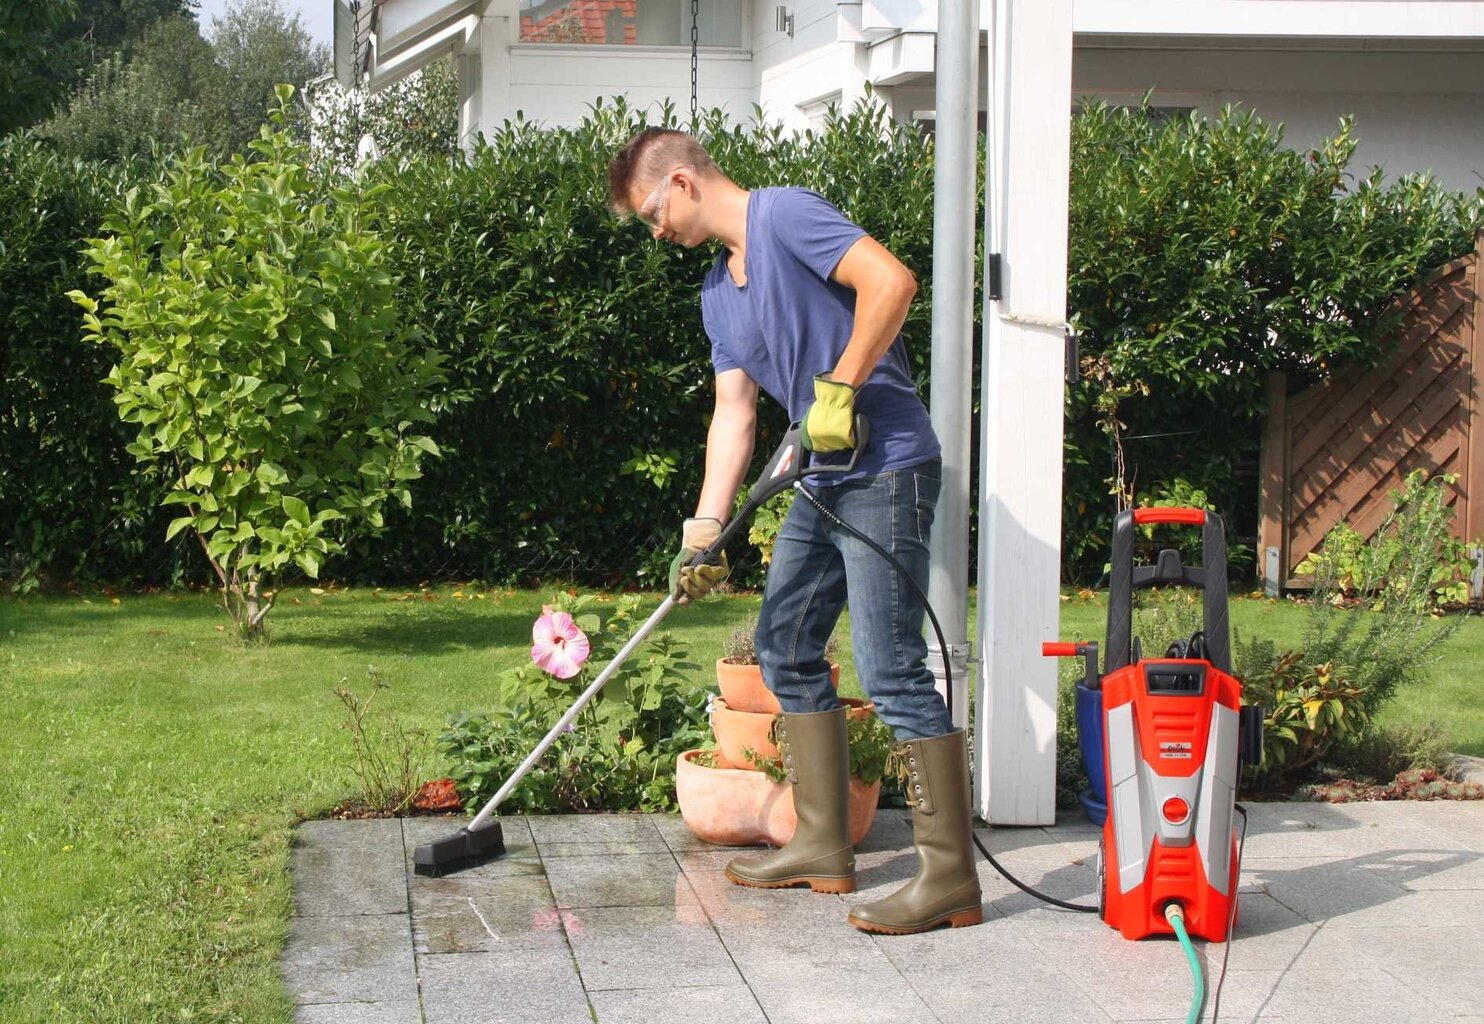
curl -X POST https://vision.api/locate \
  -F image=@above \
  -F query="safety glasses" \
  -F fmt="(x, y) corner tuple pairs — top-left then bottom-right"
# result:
(636, 166), (688, 231)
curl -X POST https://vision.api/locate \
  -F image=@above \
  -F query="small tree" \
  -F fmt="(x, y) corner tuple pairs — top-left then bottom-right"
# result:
(73, 87), (451, 639)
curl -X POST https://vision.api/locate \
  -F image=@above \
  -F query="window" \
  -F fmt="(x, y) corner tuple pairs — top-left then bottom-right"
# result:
(1071, 102), (1198, 126)
(519, 1), (743, 47)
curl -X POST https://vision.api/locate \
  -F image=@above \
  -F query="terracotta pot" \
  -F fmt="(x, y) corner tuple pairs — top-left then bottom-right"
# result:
(711, 695), (875, 774)
(715, 658), (841, 715)
(674, 749), (882, 847)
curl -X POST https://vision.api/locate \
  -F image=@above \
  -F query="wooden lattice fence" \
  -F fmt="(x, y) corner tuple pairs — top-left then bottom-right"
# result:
(1258, 230), (1484, 594)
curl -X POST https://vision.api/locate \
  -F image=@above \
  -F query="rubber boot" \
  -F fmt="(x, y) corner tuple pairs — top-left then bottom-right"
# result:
(724, 707), (856, 894)
(847, 729), (983, 934)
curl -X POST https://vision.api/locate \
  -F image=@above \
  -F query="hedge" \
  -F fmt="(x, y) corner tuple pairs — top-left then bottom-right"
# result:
(0, 136), (176, 589)
(3, 100), (1479, 589)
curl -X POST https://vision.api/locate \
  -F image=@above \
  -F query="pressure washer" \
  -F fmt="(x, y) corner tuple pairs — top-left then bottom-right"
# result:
(1043, 507), (1265, 1020)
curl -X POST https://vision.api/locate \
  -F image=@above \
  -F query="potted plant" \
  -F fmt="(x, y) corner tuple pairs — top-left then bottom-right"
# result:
(716, 614), (841, 714)
(675, 712), (891, 846)
(711, 695), (875, 773)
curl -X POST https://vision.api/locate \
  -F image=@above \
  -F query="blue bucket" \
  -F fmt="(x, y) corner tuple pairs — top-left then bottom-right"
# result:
(1075, 682), (1108, 826)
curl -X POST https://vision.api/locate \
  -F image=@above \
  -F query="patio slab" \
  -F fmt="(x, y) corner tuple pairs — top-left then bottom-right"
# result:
(283, 800), (1484, 1023)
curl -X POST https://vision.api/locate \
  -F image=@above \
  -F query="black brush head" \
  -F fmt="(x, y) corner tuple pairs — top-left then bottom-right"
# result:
(412, 823), (506, 877)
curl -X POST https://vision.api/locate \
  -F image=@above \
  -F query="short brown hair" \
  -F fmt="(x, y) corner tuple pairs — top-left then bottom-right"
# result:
(606, 128), (719, 214)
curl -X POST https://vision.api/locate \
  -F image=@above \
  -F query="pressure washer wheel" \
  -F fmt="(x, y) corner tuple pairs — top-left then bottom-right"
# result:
(1096, 836), (1107, 921)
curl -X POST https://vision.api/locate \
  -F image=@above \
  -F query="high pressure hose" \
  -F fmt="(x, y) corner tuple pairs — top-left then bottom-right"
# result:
(1165, 903), (1207, 1024)
(793, 481), (1098, 914)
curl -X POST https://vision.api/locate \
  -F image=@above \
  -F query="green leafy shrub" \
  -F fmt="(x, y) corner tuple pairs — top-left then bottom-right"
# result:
(353, 96), (937, 587)
(1296, 471), (1480, 610)
(8, 96), (1484, 590)
(437, 591), (708, 812)
(73, 88), (451, 637)
(1227, 471), (1467, 790)
(1240, 647), (1371, 786)
(1299, 510), (1463, 721)
(1329, 720), (1457, 784)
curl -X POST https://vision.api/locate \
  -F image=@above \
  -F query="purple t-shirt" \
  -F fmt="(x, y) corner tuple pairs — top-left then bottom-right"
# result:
(700, 187), (940, 482)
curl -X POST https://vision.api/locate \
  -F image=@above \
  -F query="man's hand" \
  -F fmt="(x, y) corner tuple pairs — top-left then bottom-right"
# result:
(800, 373), (857, 452)
(668, 517), (730, 603)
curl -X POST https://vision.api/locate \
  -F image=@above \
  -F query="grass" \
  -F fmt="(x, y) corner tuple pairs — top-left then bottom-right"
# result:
(0, 583), (1479, 1022)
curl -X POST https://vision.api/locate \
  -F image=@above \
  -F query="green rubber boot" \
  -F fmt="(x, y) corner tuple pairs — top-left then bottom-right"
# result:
(848, 729), (983, 933)
(724, 707), (856, 894)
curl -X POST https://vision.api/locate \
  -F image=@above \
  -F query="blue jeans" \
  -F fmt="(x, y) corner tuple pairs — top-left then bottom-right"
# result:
(755, 458), (952, 741)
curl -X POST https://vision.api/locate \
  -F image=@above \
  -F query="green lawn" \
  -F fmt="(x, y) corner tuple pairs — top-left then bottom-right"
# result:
(0, 585), (1478, 1023)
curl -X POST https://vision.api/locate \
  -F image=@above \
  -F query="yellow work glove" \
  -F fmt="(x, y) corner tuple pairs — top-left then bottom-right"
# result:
(668, 517), (730, 603)
(800, 373), (857, 452)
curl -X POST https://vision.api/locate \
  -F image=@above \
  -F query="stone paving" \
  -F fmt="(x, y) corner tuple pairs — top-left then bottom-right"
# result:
(284, 800), (1484, 1024)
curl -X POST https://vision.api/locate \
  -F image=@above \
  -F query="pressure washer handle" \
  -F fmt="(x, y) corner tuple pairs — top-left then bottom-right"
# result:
(684, 414), (872, 572)
(1107, 506), (1231, 674)
(1133, 507), (1206, 527)
(748, 414), (871, 504)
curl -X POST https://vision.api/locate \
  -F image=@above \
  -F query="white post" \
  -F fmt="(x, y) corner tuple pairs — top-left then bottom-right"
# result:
(926, 0), (980, 729)
(476, 2), (516, 135)
(457, 48), (482, 153)
(975, 0), (1074, 825)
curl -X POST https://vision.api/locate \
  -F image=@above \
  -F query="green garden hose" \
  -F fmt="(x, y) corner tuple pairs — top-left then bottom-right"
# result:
(1165, 903), (1206, 1024)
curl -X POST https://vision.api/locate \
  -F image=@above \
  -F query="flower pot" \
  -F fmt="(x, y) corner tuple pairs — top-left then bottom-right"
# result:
(715, 658), (841, 715)
(674, 749), (881, 847)
(711, 695), (874, 773)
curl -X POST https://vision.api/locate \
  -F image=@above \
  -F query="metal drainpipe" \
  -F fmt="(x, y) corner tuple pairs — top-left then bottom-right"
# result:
(926, 0), (980, 729)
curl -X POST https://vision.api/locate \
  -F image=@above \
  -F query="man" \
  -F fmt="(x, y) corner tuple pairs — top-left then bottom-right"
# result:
(607, 127), (981, 935)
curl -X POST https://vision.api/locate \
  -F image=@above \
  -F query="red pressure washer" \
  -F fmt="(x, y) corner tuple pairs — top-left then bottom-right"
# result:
(1044, 508), (1263, 944)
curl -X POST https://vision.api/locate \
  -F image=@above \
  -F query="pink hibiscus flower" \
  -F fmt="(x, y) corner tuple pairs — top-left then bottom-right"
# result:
(530, 609), (591, 679)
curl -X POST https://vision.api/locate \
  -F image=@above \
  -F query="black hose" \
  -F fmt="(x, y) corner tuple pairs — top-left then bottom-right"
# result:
(795, 482), (1098, 914)
(1208, 803), (1249, 1023)
(972, 834), (1098, 913)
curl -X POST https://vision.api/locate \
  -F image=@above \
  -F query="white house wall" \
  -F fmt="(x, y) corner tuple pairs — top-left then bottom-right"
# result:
(1076, 47), (1484, 192)
(753, 0), (865, 132)
(814, 43), (1484, 191)
(501, 45), (754, 125)
(1073, 0), (1484, 40)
